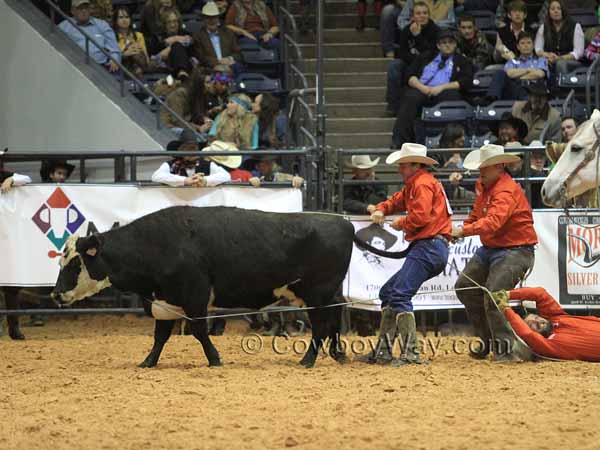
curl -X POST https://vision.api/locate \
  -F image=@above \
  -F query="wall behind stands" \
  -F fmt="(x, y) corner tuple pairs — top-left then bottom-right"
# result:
(0, 0), (160, 153)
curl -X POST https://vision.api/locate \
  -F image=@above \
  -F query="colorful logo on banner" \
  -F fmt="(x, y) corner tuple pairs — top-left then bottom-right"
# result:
(31, 188), (86, 258)
(558, 215), (600, 305)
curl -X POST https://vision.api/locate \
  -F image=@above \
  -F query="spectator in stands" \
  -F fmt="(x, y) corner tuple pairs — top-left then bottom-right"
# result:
(0, 170), (32, 194)
(447, 171), (476, 203)
(584, 29), (600, 62)
(386, 1), (440, 114)
(113, 7), (149, 79)
(491, 112), (529, 145)
(147, 7), (193, 80)
(40, 160), (75, 183)
(497, 0), (544, 28)
(454, 0), (499, 14)
(456, 15), (493, 72)
(380, 0), (408, 57)
(203, 140), (252, 182)
(487, 32), (548, 101)
(191, 2), (243, 76)
(495, 0), (531, 64)
(252, 93), (286, 148)
(342, 155), (388, 214)
(209, 93), (259, 150)
(59, 0), (121, 73)
(161, 69), (214, 137)
(560, 116), (578, 142)
(535, 0), (584, 82)
(205, 70), (233, 120)
(89, 0), (112, 22)
(152, 130), (233, 187)
(437, 123), (466, 169)
(356, 0), (384, 31)
(512, 81), (561, 144)
(527, 141), (548, 209)
(248, 155), (304, 188)
(391, 29), (473, 149)
(140, 0), (179, 42)
(225, 0), (280, 52)
(397, 0), (455, 29)
(538, 0), (597, 26)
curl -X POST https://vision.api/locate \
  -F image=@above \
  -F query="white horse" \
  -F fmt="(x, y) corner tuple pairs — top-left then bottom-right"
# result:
(542, 109), (600, 208)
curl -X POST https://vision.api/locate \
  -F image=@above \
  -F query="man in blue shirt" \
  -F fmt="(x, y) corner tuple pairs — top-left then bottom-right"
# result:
(58, 0), (121, 73)
(487, 31), (548, 101)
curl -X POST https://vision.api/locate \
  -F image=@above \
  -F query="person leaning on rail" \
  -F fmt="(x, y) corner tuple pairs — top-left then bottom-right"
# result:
(452, 144), (538, 362)
(356, 143), (452, 367)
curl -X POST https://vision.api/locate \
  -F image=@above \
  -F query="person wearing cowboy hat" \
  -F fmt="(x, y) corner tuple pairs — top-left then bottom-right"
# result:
(151, 129), (234, 187)
(342, 155), (387, 214)
(491, 112), (529, 146)
(356, 143), (452, 367)
(452, 144), (538, 361)
(248, 154), (303, 188)
(0, 149), (32, 194)
(40, 160), (75, 183)
(511, 80), (561, 144)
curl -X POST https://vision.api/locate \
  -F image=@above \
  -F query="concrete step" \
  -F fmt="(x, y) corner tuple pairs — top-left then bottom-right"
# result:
(328, 132), (392, 149)
(293, 14), (379, 29)
(300, 42), (381, 58)
(327, 117), (395, 133)
(324, 86), (385, 103)
(308, 72), (387, 88)
(305, 58), (391, 73)
(298, 28), (380, 44)
(321, 102), (390, 118)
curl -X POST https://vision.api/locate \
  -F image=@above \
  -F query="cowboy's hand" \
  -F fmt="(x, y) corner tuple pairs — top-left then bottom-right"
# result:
(451, 225), (464, 238)
(184, 174), (203, 186)
(291, 176), (304, 189)
(366, 204), (377, 214)
(390, 218), (403, 231)
(492, 290), (510, 310)
(1, 177), (14, 193)
(370, 210), (385, 225)
(249, 177), (262, 188)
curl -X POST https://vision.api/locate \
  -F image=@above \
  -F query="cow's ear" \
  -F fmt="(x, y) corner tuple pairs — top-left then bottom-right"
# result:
(76, 234), (101, 257)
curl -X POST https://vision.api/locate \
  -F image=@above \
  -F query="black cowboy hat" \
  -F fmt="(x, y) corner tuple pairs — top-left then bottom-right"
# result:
(39, 159), (75, 182)
(436, 28), (457, 43)
(166, 129), (201, 151)
(525, 80), (550, 97)
(490, 112), (529, 142)
(355, 223), (398, 251)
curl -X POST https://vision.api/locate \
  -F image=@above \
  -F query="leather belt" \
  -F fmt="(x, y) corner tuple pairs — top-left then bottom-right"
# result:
(432, 234), (449, 246)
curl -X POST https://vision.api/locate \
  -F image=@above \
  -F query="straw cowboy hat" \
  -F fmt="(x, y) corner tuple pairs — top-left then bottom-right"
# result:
(463, 144), (521, 170)
(202, 141), (242, 169)
(386, 143), (438, 166)
(201, 2), (220, 16)
(350, 155), (380, 169)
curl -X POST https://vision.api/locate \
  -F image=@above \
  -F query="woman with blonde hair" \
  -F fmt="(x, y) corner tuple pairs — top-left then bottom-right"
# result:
(209, 93), (259, 150)
(147, 7), (193, 79)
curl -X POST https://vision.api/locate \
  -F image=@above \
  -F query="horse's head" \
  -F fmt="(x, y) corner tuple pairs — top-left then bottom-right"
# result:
(541, 109), (600, 207)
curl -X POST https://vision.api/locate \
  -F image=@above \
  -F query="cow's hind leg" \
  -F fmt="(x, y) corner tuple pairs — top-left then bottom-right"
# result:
(188, 317), (222, 367)
(5, 288), (25, 340)
(139, 320), (176, 368)
(326, 306), (348, 365)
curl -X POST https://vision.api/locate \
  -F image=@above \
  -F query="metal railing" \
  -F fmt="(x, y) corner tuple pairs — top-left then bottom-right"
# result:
(585, 58), (600, 114)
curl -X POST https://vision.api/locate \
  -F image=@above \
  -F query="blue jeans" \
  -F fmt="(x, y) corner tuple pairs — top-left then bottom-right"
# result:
(379, 238), (449, 313)
(239, 32), (280, 58)
(380, 4), (401, 55)
(486, 70), (529, 101)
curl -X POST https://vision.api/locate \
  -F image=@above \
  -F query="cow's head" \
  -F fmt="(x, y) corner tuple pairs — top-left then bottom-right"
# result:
(51, 234), (112, 306)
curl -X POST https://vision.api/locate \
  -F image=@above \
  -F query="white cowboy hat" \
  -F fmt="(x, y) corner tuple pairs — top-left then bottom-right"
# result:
(350, 155), (380, 169)
(201, 1), (220, 16)
(463, 144), (521, 170)
(202, 141), (242, 169)
(386, 143), (438, 166)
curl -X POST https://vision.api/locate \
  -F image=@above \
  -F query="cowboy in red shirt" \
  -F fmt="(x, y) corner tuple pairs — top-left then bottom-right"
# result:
(452, 144), (538, 361)
(493, 287), (600, 362)
(357, 143), (452, 367)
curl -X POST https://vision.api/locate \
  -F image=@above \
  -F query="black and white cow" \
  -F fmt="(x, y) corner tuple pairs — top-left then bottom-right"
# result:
(52, 206), (355, 368)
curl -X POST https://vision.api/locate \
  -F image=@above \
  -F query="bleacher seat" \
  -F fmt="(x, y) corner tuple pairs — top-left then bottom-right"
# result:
(548, 98), (587, 121)
(421, 101), (475, 123)
(570, 9), (598, 28)
(469, 69), (499, 95)
(475, 100), (515, 122)
(241, 42), (279, 64)
(183, 20), (203, 34)
(558, 66), (598, 90)
(234, 73), (282, 94)
(425, 134), (441, 148)
(470, 133), (495, 148)
(468, 10), (496, 32)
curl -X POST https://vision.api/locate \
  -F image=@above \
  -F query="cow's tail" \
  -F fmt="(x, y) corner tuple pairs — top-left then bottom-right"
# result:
(352, 235), (411, 259)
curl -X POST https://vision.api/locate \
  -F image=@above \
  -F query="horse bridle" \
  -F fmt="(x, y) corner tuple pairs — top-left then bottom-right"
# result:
(559, 120), (600, 210)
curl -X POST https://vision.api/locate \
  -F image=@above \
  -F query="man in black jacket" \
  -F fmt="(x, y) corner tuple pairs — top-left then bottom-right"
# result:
(391, 29), (474, 149)
(342, 155), (388, 214)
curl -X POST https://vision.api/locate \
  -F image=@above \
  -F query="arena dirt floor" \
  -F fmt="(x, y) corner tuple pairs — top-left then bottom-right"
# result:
(2, 315), (600, 450)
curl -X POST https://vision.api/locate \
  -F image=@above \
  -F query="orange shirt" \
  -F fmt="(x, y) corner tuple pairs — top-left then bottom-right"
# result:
(375, 169), (452, 242)
(462, 172), (537, 248)
(506, 288), (600, 362)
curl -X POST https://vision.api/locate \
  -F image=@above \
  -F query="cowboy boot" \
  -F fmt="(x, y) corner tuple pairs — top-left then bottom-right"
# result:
(391, 312), (428, 366)
(356, 1), (367, 30)
(465, 308), (493, 359)
(355, 306), (397, 364)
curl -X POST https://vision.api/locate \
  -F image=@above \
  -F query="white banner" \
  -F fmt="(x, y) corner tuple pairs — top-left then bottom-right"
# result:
(0, 184), (302, 286)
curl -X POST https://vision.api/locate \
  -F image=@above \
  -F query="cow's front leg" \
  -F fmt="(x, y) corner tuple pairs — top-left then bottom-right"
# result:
(5, 287), (25, 340)
(189, 319), (222, 367)
(139, 320), (175, 368)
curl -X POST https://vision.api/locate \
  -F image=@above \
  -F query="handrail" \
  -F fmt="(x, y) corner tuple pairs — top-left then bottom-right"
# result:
(279, 7), (298, 37)
(300, 127), (317, 149)
(42, 0), (195, 135)
(290, 64), (309, 91)
(284, 33), (304, 62)
(585, 58), (599, 114)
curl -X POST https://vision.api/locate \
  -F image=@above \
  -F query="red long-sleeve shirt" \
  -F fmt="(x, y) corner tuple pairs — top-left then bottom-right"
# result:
(505, 287), (600, 361)
(462, 172), (538, 248)
(375, 169), (452, 242)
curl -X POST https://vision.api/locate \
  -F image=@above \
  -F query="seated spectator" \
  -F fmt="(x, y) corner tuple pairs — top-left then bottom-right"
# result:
(495, 0), (531, 64)
(205, 70), (233, 120)
(89, 0), (112, 22)
(152, 130), (233, 187)
(456, 15), (493, 72)
(391, 29), (473, 149)
(380, 0), (408, 57)
(528, 140), (548, 209)
(454, 0), (499, 14)
(209, 93), (259, 150)
(147, 7), (193, 79)
(356, 0), (383, 31)
(490, 112), (529, 146)
(512, 81), (561, 144)
(538, 0), (597, 26)
(439, 123), (465, 169)
(140, 0), (178, 42)
(225, 0), (280, 53)
(583, 28), (600, 62)
(342, 155), (387, 214)
(113, 7), (149, 79)
(160, 69), (214, 138)
(386, 1), (440, 114)
(0, 170), (32, 194)
(40, 160), (75, 183)
(252, 93), (286, 148)
(497, 0), (544, 29)
(248, 155), (304, 188)
(487, 32), (548, 101)
(397, 0), (455, 29)
(560, 116), (578, 143)
(191, 3), (243, 76)
(59, 0), (121, 73)
(535, 0), (584, 82)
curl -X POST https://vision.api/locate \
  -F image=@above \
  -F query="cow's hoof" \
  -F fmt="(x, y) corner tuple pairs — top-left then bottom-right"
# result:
(9, 332), (25, 341)
(332, 353), (349, 365)
(299, 356), (316, 368)
(208, 360), (223, 367)
(138, 360), (157, 368)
